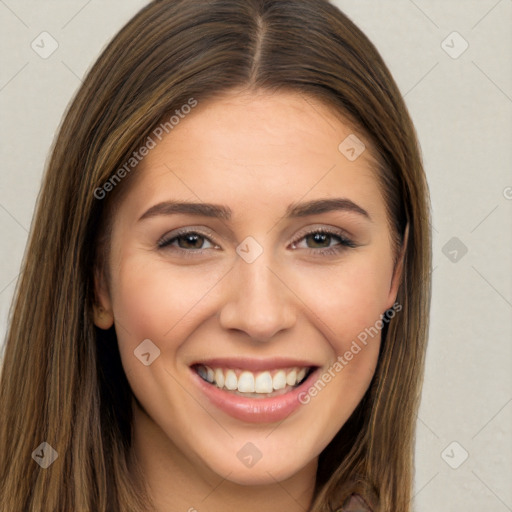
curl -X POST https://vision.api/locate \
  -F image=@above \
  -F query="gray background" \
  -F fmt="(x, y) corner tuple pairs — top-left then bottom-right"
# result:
(0, 1), (511, 510)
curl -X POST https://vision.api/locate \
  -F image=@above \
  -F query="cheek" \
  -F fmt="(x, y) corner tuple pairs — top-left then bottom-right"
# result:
(293, 253), (394, 350)
(291, 256), (392, 427)
(109, 253), (227, 360)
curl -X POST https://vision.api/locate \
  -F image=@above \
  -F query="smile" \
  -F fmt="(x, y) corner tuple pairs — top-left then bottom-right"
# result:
(194, 364), (312, 397)
(190, 359), (320, 423)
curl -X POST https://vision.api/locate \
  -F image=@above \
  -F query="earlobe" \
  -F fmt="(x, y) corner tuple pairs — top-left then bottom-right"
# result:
(93, 303), (114, 329)
(93, 268), (114, 330)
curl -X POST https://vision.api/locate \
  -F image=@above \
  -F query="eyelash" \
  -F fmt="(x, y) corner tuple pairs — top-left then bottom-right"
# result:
(291, 228), (357, 256)
(157, 227), (357, 258)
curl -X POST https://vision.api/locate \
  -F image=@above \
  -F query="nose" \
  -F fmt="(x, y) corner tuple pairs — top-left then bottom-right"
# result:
(218, 252), (297, 342)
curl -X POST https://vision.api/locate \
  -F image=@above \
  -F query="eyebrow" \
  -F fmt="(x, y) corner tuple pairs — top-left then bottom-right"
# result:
(138, 197), (371, 222)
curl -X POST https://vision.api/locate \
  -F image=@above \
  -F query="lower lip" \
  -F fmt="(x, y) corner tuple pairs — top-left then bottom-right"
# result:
(190, 367), (320, 424)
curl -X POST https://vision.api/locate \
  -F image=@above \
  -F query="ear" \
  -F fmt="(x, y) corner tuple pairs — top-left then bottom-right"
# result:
(93, 266), (114, 330)
(386, 222), (409, 309)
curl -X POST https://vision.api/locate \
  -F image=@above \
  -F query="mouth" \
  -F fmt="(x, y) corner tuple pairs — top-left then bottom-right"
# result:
(189, 359), (320, 423)
(192, 363), (314, 398)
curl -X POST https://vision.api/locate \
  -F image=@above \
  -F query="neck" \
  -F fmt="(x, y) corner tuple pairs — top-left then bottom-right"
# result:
(129, 398), (317, 512)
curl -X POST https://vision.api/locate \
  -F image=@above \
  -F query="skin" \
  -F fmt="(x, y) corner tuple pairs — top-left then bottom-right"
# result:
(94, 88), (404, 512)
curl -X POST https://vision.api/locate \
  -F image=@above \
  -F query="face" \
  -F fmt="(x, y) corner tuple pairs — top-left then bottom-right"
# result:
(94, 89), (403, 486)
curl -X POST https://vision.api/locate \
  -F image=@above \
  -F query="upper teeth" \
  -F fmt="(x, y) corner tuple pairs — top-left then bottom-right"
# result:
(196, 365), (308, 393)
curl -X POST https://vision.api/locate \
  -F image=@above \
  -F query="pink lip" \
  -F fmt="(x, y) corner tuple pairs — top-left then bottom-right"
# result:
(190, 357), (317, 372)
(190, 365), (320, 424)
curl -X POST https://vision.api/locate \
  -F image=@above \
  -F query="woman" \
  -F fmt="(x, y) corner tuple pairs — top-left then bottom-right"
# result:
(0, 1), (431, 511)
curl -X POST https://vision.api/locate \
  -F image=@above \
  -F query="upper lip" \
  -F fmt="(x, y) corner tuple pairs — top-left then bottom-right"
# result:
(190, 357), (319, 372)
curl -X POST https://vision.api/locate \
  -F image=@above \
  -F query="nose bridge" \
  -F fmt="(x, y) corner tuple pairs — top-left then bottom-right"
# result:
(218, 248), (296, 341)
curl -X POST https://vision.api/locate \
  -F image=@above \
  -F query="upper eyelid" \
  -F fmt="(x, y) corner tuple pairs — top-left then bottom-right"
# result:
(157, 227), (218, 247)
(291, 225), (353, 242)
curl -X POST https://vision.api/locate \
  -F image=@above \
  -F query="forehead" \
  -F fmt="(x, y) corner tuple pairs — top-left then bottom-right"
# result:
(120, 90), (385, 222)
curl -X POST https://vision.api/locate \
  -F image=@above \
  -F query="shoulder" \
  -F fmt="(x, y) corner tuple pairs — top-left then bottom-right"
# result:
(338, 493), (373, 512)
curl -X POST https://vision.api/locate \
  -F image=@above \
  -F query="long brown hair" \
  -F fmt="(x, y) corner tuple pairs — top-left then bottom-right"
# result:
(0, 1), (431, 510)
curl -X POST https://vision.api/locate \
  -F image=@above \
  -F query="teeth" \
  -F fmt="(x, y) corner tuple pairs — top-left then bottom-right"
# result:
(214, 368), (224, 388)
(225, 369), (238, 390)
(197, 365), (208, 381)
(286, 369), (297, 386)
(255, 372), (273, 393)
(238, 371), (255, 392)
(272, 370), (287, 390)
(196, 365), (310, 394)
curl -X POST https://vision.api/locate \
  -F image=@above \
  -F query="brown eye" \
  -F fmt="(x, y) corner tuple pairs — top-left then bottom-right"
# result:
(175, 233), (206, 249)
(157, 230), (218, 253)
(305, 232), (334, 248)
(290, 228), (357, 256)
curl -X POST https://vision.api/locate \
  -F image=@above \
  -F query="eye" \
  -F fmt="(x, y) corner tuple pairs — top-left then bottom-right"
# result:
(157, 228), (219, 256)
(290, 227), (356, 256)
(157, 226), (356, 259)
